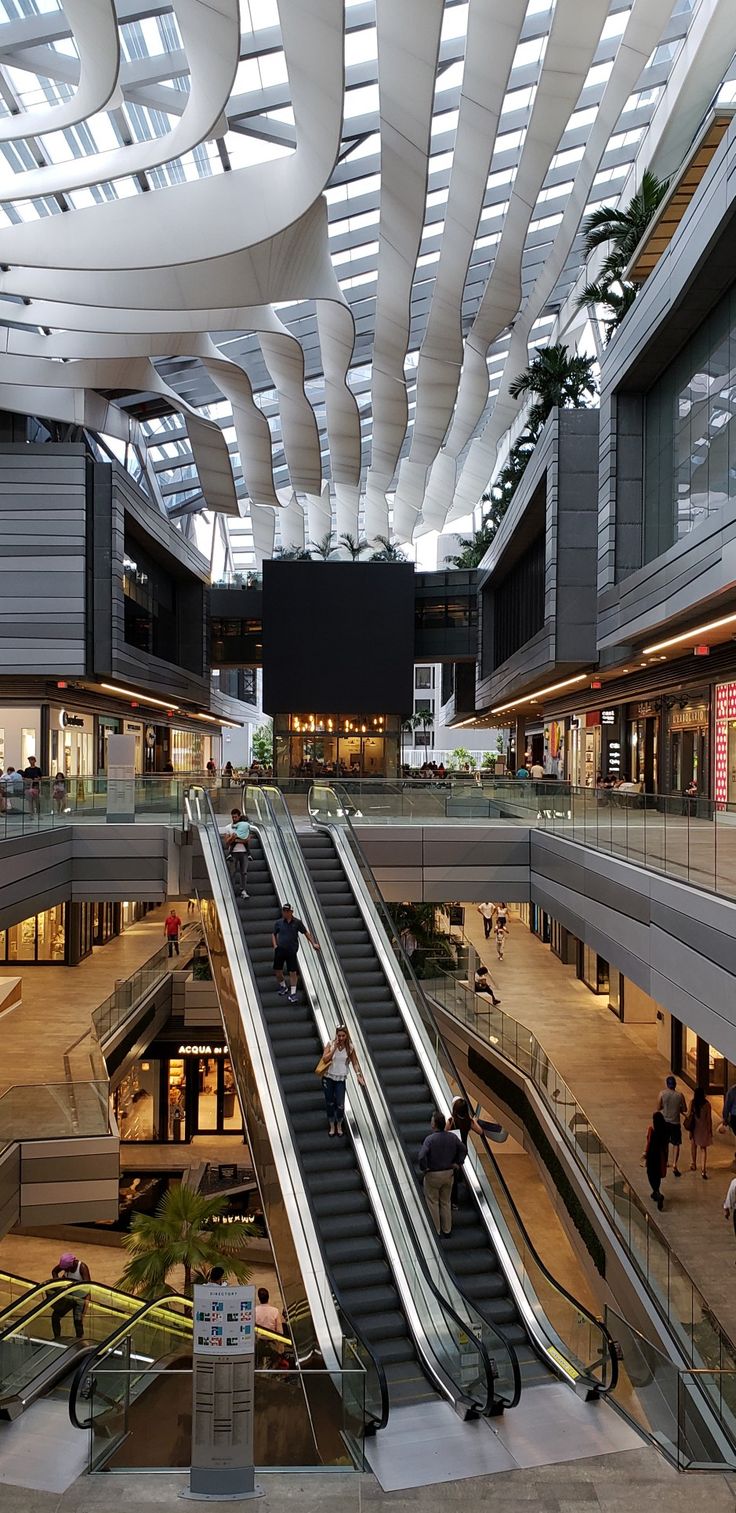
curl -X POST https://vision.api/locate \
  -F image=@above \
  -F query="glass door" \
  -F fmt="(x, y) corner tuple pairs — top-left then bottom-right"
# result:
(197, 1056), (220, 1132)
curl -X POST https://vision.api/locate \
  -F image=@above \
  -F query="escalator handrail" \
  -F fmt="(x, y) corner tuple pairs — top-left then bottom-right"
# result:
(188, 786), (389, 1434)
(426, 963), (621, 1387)
(309, 783), (618, 1396)
(251, 785), (506, 1416)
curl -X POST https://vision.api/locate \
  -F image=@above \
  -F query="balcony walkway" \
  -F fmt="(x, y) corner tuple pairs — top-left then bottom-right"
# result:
(462, 905), (736, 1346)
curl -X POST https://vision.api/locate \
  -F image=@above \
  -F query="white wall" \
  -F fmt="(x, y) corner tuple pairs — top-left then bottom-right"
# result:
(0, 706), (41, 771)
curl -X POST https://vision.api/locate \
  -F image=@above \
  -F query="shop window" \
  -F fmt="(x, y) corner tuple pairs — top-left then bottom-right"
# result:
(415, 667), (433, 689)
(168, 1058), (187, 1142)
(3, 906), (66, 964)
(116, 1061), (160, 1142)
(578, 943), (609, 994)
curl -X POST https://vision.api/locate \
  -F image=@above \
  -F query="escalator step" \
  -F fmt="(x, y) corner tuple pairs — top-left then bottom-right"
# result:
(372, 1337), (420, 1367)
(331, 1259), (391, 1289)
(325, 1236), (385, 1264)
(312, 1191), (371, 1219)
(361, 1311), (410, 1344)
(339, 1285), (400, 1316)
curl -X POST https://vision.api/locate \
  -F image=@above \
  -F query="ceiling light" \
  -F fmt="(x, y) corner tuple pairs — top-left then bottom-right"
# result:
(491, 673), (588, 714)
(100, 683), (180, 711)
(642, 611), (736, 654)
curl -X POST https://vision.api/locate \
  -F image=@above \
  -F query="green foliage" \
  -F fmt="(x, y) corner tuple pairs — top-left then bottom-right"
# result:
(447, 746), (475, 771)
(481, 752), (498, 770)
(508, 342), (597, 432)
(387, 902), (457, 978)
(576, 168), (669, 340)
(191, 957), (212, 981)
(309, 531), (336, 560)
(338, 532), (369, 560)
(370, 534), (407, 562)
(118, 1184), (254, 1298)
(251, 723), (273, 765)
(273, 546), (311, 560)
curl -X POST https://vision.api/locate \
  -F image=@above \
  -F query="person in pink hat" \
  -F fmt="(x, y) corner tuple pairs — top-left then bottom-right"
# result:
(50, 1252), (91, 1340)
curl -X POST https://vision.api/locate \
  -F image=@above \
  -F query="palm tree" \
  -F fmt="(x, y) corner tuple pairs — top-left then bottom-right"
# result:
(338, 532), (369, 560)
(401, 712), (421, 765)
(508, 343), (597, 432)
(371, 534), (407, 563)
(273, 546), (311, 561)
(118, 1184), (254, 1299)
(309, 530), (335, 560)
(576, 168), (669, 339)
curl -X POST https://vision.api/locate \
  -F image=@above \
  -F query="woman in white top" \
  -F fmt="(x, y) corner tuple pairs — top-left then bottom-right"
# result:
(321, 1026), (364, 1137)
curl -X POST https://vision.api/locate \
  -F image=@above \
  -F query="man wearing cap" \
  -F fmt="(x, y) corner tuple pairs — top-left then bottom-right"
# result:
(657, 1075), (688, 1178)
(50, 1252), (91, 1340)
(272, 904), (319, 1004)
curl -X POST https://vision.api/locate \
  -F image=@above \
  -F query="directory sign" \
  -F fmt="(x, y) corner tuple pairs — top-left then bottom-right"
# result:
(193, 1284), (255, 1357)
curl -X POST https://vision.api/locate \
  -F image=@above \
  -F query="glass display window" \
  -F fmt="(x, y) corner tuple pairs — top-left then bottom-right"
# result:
(276, 712), (398, 779)
(168, 1059), (187, 1142)
(116, 1061), (160, 1143)
(3, 905), (66, 964)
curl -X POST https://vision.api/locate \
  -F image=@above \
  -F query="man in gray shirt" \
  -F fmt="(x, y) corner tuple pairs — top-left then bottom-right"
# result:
(657, 1075), (687, 1177)
(418, 1111), (465, 1236)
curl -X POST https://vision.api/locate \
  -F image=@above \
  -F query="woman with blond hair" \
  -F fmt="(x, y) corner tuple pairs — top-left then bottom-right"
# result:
(318, 1025), (364, 1138)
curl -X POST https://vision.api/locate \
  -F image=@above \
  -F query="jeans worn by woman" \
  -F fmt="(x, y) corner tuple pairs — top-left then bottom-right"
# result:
(322, 1076), (346, 1125)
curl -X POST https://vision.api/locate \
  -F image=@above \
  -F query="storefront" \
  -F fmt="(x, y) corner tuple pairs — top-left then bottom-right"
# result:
(568, 708), (625, 787)
(274, 712), (400, 780)
(115, 1035), (244, 1143)
(672, 1019), (734, 1096)
(49, 707), (95, 778)
(577, 942), (609, 995)
(96, 714), (122, 773)
(141, 721), (216, 774)
(627, 699), (661, 792)
(0, 905), (66, 964)
(714, 682), (736, 805)
(665, 692), (709, 796)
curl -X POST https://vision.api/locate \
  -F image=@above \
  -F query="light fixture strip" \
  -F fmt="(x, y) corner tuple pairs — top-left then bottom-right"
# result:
(491, 672), (589, 714)
(642, 612), (736, 655)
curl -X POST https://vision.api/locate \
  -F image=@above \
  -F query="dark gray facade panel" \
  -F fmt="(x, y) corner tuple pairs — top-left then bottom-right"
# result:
(0, 447), (87, 676)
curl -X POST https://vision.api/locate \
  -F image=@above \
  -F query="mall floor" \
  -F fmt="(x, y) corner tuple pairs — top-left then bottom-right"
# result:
(0, 903), (193, 1093)
(1, 1453), (736, 1512)
(463, 906), (736, 1341)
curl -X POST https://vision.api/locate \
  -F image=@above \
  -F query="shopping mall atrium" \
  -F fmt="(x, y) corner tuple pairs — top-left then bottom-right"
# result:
(3, 0), (736, 1507)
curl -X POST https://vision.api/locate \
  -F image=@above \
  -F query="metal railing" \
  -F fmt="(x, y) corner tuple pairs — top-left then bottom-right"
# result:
(428, 961), (736, 1448)
(308, 782), (618, 1401)
(0, 774), (190, 836)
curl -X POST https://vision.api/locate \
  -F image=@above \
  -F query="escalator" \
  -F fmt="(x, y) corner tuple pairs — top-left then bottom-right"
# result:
(298, 828), (544, 1385)
(300, 788), (619, 1400)
(232, 827), (496, 1413)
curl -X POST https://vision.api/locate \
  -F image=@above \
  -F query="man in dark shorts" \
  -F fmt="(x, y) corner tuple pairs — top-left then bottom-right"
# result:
(272, 904), (320, 1004)
(657, 1074), (687, 1177)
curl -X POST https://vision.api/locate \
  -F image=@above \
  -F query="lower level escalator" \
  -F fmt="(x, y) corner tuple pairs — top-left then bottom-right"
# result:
(236, 833), (436, 1409)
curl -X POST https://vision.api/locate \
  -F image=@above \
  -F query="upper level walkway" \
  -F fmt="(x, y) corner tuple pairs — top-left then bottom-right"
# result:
(306, 776), (736, 903)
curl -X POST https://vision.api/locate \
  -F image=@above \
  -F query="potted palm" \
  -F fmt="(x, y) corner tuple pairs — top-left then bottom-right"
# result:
(118, 1184), (254, 1298)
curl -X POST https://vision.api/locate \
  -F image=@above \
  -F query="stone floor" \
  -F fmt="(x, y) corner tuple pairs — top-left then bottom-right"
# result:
(0, 1452), (734, 1513)
(0, 903), (197, 1094)
(461, 904), (736, 1342)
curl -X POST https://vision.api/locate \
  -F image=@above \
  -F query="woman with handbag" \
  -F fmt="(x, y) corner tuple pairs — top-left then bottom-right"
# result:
(686, 1086), (713, 1178)
(316, 1026), (364, 1137)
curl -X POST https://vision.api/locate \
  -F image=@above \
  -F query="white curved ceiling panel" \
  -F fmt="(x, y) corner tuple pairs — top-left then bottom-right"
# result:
(0, 0), (239, 201)
(0, 0), (119, 143)
(363, 0), (444, 523)
(0, 0), (724, 552)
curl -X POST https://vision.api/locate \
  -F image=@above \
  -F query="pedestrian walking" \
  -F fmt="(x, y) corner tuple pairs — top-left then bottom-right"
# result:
(657, 1074), (687, 1177)
(418, 1111), (465, 1237)
(494, 903), (509, 960)
(723, 1176), (736, 1254)
(51, 1252), (91, 1339)
(478, 902), (494, 941)
(23, 755), (42, 815)
(272, 904), (320, 1004)
(52, 772), (67, 814)
(316, 1025), (364, 1137)
(644, 1110), (669, 1211)
(721, 1082), (736, 1167)
(164, 907), (182, 957)
(474, 964), (501, 1006)
(686, 1086), (713, 1178)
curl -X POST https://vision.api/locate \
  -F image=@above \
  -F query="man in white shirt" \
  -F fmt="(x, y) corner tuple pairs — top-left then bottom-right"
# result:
(529, 761), (545, 779)
(657, 1075), (687, 1177)
(478, 902), (494, 940)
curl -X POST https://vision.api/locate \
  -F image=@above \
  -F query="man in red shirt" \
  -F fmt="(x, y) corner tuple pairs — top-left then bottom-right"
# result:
(164, 908), (182, 957)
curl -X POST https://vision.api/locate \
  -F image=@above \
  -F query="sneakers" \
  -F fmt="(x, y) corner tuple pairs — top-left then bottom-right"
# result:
(657, 1193), (664, 1210)
(241, 889), (249, 899)
(277, 983), (289, 997)
(288, 991), (298, 1003)
(673, 1168), (681, 1178)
